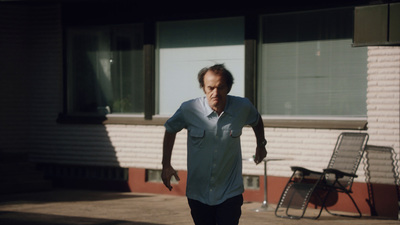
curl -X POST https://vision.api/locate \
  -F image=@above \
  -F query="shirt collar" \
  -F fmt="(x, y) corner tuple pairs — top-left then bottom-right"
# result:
(204, 95), (233, 117)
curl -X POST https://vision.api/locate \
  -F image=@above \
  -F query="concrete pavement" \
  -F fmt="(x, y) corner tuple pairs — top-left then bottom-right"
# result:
(0, 188), (398, 225)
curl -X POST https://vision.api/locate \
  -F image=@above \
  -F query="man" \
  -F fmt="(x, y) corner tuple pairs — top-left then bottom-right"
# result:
(161, 64), (267, 225)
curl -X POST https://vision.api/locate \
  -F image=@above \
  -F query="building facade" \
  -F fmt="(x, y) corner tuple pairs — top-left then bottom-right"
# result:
(0, 0), (399, 218)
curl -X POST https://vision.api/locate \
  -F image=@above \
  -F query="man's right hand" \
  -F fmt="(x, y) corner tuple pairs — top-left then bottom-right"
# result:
(161, 165), (180, 191)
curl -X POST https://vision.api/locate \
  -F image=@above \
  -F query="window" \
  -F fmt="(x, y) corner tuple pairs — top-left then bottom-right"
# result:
(243, 175), (260, 190)
(259, 8), (368, 118)
(66, 24), (144, 115)
(145, 169), (178, 183)
(156, 17), (245, 115)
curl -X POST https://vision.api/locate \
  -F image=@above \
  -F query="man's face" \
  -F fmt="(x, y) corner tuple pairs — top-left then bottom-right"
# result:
(203, 71), (229, 113)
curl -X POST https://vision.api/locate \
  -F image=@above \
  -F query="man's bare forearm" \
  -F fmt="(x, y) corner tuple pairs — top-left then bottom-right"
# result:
(162, 130), (177, 167)
(252, 114), (266, 145)
(252, 115), (267, 164)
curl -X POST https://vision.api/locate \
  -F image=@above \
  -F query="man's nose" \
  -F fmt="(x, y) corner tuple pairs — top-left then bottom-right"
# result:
(212, 88), (219, 96)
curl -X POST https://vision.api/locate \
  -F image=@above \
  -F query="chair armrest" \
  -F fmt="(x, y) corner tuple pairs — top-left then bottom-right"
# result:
(323, 168), (358, 178)
(291, 166), (323, 176)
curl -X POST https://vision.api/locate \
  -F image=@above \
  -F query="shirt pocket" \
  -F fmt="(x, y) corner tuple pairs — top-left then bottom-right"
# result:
(230, 129), (242, 138)
(189, 128), (205, 148)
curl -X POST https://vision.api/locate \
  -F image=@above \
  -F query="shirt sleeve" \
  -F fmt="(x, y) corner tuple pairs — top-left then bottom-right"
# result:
(244, 99), (260, 127)
(164, 106), (187, 133)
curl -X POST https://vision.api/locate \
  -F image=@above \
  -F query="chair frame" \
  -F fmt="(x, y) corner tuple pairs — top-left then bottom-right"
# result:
(275, 132), (369, 219)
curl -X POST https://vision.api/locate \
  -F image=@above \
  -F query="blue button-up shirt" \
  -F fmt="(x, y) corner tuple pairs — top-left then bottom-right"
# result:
(165, 95), (260, 205)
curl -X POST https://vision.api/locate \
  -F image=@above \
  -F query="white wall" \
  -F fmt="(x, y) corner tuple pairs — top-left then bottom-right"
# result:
(366, 46), (400, 150)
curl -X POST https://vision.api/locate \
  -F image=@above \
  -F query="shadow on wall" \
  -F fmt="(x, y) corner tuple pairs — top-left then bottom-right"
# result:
(0, 3), (127, 192)
(364, 145), (400, 219)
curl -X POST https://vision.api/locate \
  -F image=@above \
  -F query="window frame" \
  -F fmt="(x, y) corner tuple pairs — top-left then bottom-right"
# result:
(62, 23), (146, 117)
(254, 8), (367, 130)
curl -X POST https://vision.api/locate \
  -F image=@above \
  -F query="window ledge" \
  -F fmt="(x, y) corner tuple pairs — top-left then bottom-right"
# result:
(263, 116), (367, 130)
(57, 113), (367, 130)
(57, 113), (168, 125)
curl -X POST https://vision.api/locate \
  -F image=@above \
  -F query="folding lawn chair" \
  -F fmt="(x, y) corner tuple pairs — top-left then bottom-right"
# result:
(275, 132), (369, 219)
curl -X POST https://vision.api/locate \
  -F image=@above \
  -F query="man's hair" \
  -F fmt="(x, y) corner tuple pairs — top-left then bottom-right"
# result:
(197, 64), (234, 93)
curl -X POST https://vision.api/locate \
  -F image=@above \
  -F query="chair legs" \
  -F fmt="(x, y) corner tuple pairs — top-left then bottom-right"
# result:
(275, 179), (325, 219)
(323, 191), (362, 218)
(275, 180), (362, 219)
